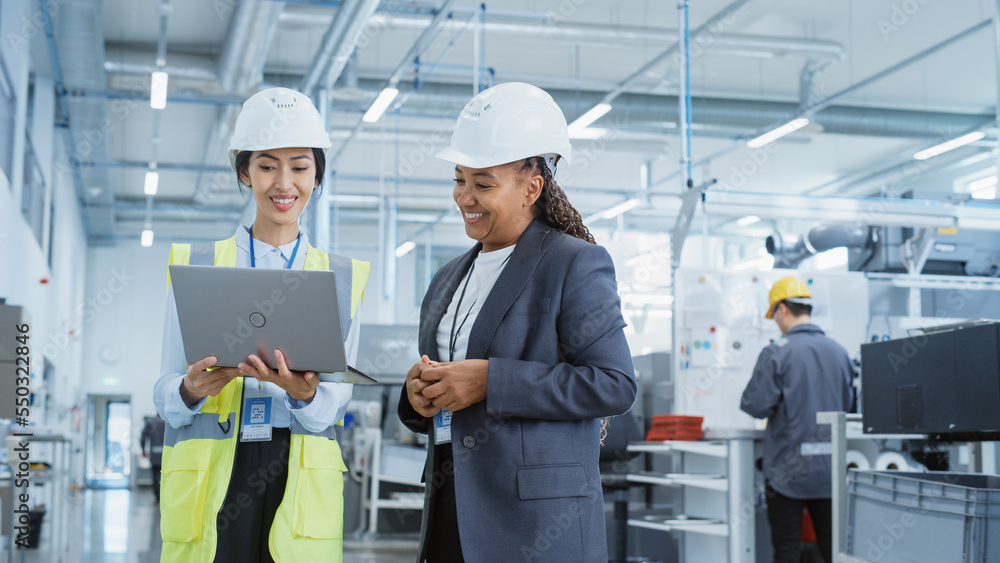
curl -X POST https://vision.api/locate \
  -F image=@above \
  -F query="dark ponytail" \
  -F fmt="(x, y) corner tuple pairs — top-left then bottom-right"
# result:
(520, 156), (595, 244)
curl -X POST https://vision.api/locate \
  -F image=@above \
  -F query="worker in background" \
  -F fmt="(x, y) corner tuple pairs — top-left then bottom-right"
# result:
(398, 82), (636, 563)
(153, 87), (370, 563)
(139, 413), (165, 503)
(740, 276), (855, 563)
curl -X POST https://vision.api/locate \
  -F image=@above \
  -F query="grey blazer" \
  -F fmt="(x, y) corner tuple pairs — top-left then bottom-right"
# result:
(398, 219), (637, 563)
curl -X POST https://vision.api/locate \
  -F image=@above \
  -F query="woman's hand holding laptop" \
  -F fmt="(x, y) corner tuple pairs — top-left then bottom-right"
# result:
(179, 355), (242, 407)
(239, 349), (319, 404)
(180, 350), (320, 406)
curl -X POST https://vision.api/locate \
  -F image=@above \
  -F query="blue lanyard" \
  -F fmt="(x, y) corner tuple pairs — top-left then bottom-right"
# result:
(248, 225), (302, 269)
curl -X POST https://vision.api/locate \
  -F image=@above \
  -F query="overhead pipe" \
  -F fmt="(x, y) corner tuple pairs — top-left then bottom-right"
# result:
(44, 0), (118, 238)
(39, 0), (92, 236)
(103, 60), (218, 82)
(218, 0), (257, 91)
(592, 0), (754, 115)
(328, 0), (457, 166)
(76, 78), (995, 140)
(300, 0), (380, 94)
(193, 2), (285, 208)
(649, 20), (994, 194)
(766, 225), (871, 268)
(279, 10), (847, 60)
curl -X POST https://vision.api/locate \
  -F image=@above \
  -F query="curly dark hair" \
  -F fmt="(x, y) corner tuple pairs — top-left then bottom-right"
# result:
(519, 156), (595, 245)
(519, 156), (609, 440)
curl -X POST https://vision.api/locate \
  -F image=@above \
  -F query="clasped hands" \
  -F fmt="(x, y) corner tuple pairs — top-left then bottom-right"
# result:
(406, 355), (488, 417)
(180, 350), (319, 407)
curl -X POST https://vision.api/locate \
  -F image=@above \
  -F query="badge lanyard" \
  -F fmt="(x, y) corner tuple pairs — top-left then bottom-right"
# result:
(248, 225), (301, 270)
(437, 253), (510, 445)
(447, 252), (512, 362)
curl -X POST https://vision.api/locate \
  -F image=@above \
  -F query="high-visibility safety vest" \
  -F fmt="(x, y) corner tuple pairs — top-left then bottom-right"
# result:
(160, 235), (369, 563)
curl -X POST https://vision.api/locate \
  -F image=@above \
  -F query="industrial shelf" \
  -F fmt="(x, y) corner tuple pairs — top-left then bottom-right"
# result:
(627, 472), (728, 492)
(627, 517), (729, 537)
(627, 440), (728, 458)
(626, 433), (756, 563)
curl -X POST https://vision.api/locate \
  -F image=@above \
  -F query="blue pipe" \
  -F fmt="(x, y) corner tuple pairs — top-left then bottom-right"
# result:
(38, 0), (93, 236)
(683, 1), (693, 185)
(479, 3), (487, 92)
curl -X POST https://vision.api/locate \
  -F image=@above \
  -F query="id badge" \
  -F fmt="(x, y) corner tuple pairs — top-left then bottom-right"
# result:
(434, 408), (452, 445)
(241, 387), (273, 442)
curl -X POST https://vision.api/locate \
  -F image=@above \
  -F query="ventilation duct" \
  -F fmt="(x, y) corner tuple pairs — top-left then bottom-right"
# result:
(766, 225), (871, 268)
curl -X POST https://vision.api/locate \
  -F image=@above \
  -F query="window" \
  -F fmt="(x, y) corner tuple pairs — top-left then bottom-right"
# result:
(0, 58), (15, 182)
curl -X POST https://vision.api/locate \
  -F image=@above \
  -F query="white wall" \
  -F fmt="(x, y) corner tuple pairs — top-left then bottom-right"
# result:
(80, 241), (191, 435)
(0, 0), (90, 436)
(0, 145), (89, 429)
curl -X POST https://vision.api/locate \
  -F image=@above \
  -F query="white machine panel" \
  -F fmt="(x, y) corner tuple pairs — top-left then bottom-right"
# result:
(674, 269), (869, 430)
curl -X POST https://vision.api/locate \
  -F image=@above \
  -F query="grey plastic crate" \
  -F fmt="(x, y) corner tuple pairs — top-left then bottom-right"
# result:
(847, 470), (1000, 563)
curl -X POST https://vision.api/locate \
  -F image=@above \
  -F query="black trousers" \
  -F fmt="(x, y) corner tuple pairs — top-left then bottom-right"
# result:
(765, 482), (833, 563)
(151, 463), (161, 503)
(215, 428), (291, 563)
(424, 445), (465, 563)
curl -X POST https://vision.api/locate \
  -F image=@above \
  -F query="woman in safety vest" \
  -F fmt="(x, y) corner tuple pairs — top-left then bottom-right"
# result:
(154, 87), (369, 563)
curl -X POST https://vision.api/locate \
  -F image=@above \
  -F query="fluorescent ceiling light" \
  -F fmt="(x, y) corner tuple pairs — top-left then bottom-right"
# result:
(144, 170), (159, 195)
(362, 88), (399, 123)
(736, 215), (761, 226)
(141, 229), (154, 247)
(746, 117), (810, 149)
(394, 240), (416, 257)
(150, 71), (168, 110)
(586, 198), (642, 223)
(913, 131), (985, 160)
(568, 127), (608, 140)
(567, 103), (612, 135)
(968, 175), (997, 199)
(600, 198), (642, 220)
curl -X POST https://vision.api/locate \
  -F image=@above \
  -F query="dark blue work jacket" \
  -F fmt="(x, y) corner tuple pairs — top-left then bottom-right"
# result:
(740, 323), (854, 499)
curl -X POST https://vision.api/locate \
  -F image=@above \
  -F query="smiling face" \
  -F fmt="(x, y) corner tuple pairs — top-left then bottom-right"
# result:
(453, 162), (544, 252)
(238, 147), (318, 230)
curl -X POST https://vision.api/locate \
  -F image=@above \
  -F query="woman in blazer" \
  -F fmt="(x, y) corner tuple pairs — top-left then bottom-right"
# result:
(398, 82), (636, 563)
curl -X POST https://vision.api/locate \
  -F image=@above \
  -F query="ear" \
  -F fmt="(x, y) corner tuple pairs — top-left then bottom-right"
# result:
(524, 173), (544, 207)
(238, 170), (252, 188)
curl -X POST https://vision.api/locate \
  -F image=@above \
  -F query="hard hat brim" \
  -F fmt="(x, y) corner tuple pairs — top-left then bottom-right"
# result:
(436, 146), (527, 170)
(765, 297), (812, 319)
(229, 145), (332, 172)
(436, 146), (571, 170)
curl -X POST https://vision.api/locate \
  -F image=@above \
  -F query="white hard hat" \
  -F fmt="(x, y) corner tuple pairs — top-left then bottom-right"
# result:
(436, 82), (572, 172)
(228, 87), (332, 171)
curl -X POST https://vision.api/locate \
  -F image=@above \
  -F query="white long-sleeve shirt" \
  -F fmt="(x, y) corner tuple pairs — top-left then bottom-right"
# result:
(154, 226), (359, 434)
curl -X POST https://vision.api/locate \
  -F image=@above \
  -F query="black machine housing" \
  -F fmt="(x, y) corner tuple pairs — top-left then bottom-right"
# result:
(861, 321), (1000, 441)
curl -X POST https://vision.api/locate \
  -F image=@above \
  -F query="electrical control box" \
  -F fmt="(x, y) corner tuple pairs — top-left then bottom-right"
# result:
(861, 322), (1000, 437)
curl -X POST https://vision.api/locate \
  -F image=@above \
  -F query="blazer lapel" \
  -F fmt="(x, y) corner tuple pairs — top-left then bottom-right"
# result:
(465, 219), (549, 360)
(421, 245), (480, 361)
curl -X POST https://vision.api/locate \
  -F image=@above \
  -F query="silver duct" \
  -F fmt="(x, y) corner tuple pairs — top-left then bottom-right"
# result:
(766, 225), (870, 268)
(279, 10), (846, 60)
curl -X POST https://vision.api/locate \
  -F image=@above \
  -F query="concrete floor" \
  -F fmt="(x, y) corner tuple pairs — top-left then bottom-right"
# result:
(5, 487), (418, 563)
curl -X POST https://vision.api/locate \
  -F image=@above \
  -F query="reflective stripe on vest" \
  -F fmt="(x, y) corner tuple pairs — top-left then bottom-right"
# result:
(161, 235), (368, 563)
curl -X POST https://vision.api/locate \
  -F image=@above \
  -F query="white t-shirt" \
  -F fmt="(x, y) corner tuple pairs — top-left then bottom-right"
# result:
(436, 245), (516, 362)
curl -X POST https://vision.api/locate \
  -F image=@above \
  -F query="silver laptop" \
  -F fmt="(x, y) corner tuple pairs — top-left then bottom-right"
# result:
(168, 265), (376, 384)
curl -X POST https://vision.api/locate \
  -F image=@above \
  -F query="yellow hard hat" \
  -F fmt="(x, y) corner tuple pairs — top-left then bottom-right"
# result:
(765, 276), (812, 319)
